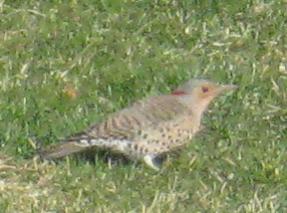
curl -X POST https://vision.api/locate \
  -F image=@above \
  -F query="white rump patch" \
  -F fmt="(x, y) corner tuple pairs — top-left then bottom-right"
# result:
(86, 138), (132, 152)
(79, 139), (90, 146)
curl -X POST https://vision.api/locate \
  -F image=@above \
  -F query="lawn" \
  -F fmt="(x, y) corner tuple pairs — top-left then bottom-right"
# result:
(0, 0), (286, 212)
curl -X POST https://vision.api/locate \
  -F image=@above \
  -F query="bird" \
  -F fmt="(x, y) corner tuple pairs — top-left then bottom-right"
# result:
(40, 79), (237, 170)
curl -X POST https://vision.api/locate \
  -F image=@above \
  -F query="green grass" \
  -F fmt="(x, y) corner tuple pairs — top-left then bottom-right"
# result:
(0, 0), (286, 212)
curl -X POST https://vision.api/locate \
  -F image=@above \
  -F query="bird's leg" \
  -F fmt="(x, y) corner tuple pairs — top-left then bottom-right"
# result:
(143, 154), (163, 171)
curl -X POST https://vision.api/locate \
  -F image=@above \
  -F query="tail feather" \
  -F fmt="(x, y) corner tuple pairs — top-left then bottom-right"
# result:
(39, 141), (89, 160)
(39, 133), (132, 160)
(39, 131), (97, 160)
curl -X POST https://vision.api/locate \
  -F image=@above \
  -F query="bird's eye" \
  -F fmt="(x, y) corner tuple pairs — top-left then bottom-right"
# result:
(202, 86), (209, 93)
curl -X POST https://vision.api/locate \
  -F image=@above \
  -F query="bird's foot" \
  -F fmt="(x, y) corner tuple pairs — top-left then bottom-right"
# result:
(143, 154), (163, 171)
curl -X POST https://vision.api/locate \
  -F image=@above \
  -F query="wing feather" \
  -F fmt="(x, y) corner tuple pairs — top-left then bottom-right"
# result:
(86, 95), (189, 140)
(40, 95), (190, 159)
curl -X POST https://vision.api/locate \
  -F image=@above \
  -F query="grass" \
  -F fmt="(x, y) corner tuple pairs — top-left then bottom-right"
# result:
(0, 0), (286, 212)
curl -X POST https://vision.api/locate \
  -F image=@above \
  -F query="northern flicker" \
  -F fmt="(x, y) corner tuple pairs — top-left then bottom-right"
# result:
(40, 79), (237, 170)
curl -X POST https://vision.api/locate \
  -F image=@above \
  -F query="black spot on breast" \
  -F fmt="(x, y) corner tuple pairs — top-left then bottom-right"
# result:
(161, 142), (166, 147)
(173, 123), (179, 128)
(142, 133), (148, 139)
(154, 140), (159, 144)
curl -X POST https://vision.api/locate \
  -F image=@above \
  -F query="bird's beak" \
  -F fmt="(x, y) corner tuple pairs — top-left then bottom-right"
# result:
(221, 84), (238, 91)
(216, 84), (238, 94)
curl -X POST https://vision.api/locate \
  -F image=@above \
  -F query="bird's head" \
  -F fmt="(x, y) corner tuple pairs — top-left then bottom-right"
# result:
(172, 79), (237, 114)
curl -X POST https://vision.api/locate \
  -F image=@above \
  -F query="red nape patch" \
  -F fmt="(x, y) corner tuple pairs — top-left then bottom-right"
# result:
(171, 90), (187, 96)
